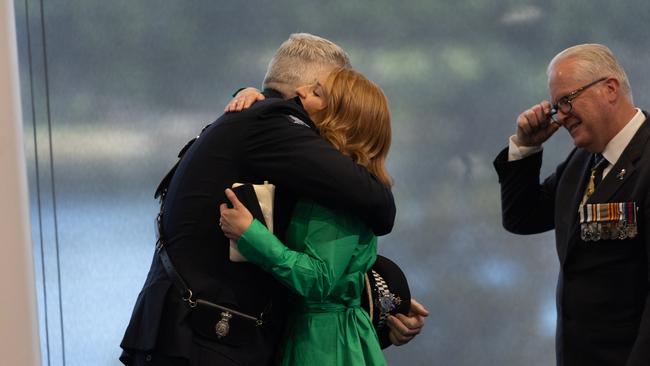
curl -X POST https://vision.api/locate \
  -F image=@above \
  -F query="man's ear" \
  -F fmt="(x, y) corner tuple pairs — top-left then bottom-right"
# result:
(603, 77), (621, 103)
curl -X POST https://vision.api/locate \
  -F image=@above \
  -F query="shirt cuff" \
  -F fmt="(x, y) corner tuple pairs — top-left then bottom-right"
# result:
(237, 219), (285, 267)
(508, 135), (542, 161)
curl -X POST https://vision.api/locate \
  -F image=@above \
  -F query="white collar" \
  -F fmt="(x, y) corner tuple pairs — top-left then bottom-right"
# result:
(602, 108), (645, 165)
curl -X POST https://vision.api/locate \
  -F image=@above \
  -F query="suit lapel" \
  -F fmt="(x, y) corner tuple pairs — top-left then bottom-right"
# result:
(557, 150), (592, 264)
(587, 159), (637, 203)
(561, 114), (650, 264)
(588, 118), (650, 203)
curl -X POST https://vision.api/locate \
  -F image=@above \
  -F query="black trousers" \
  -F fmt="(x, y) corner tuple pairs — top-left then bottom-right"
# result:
(126, 351), (189, 366)
(122, 347), (241, 366)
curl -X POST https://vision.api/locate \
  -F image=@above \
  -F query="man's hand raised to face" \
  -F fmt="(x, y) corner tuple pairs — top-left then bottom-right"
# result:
(513, 101), (561, 147)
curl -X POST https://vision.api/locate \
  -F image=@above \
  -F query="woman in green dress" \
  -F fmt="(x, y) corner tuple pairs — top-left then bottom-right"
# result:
(219, 67), (392, 366)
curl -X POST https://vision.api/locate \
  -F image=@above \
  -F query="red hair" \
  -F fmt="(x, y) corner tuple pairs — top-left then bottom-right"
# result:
(313, 68), (392, 186)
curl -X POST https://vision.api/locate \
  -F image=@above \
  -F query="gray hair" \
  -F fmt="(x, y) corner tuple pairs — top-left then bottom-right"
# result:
(547, 43), (632, 99)
(263, 33), (352, 98)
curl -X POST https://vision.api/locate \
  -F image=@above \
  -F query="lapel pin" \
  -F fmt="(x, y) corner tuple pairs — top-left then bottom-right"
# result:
(616, 169), (626, 180)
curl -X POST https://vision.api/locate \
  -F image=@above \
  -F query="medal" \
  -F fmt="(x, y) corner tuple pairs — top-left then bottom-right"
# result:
(600, 222), (611, 240)
(592, 222), (601, 241)
(581, 224), (590, 241)
(579, 202), (638, 242)
(610, 222), (619, 240)
(215, 311), (232, 338)
(628, 223), (638, 238)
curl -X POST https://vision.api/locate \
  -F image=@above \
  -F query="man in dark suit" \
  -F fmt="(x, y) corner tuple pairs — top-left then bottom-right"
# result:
(494, 43), (650, 365)
(120, 33), (425, 366)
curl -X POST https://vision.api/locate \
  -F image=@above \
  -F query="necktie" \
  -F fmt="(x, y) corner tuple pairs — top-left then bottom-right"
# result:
(583, 153), (608, 201)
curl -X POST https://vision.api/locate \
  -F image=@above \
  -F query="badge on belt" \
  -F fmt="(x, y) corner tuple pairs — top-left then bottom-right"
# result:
(215, 311), (232, 338)
(579, 202), (638, 241)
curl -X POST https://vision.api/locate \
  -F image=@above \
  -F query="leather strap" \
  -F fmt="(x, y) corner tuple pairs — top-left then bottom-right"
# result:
(154, 132), (203, 300)
(157, 238), (193, 300)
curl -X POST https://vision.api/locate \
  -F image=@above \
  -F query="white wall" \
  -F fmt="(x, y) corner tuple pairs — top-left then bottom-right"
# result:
(0, 0), (41, 364)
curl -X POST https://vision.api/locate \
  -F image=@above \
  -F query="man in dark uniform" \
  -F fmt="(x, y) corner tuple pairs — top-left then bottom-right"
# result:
(120, 33), (424, 366)
(494, 44), (650, 365)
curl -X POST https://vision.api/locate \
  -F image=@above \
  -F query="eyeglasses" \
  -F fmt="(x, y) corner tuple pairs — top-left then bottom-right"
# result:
(550, 77), (608, 123)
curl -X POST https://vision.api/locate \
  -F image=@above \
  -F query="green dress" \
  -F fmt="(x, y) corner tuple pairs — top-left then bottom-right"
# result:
(237, 199), (387, 366)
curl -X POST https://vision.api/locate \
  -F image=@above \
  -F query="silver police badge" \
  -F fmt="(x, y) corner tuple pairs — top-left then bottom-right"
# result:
(215, 311), (233, 338)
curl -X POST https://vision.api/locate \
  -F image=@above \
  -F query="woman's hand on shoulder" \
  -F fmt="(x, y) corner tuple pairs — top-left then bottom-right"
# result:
(224, 87), (265, 112)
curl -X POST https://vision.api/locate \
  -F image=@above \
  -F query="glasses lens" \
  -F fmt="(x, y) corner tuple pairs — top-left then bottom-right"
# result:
(558, 100), (572, 114)
(549, 107), (559, 123)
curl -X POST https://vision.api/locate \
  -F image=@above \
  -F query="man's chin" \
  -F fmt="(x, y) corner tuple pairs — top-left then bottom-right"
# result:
(572, 138), (599, 152)
(570, 129), (589, 148)
(571, 137), (588, 149)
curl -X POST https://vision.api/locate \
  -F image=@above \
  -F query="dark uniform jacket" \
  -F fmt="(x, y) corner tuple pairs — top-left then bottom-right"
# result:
(120, 92), (396, 365)
(494, 114), (650, 366)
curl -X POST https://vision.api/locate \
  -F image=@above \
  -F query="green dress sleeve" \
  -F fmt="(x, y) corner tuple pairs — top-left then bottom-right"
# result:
(237, 219), (367, 301)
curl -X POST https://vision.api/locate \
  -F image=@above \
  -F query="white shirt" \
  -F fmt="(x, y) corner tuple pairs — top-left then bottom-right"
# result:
(508, 108), (646, 178)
